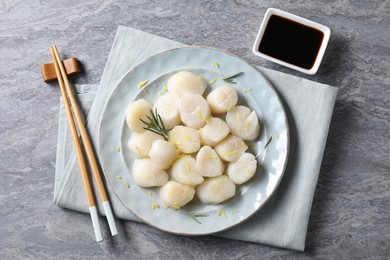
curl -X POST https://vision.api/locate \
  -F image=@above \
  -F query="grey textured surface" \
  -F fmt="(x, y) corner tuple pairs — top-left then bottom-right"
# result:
(0, 0), (389, 259)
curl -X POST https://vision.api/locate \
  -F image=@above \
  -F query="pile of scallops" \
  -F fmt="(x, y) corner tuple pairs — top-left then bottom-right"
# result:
(126, 71), (260, 209)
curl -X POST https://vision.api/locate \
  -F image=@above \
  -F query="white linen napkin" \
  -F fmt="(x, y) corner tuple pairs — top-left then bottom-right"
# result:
(54, 26), (337, 251)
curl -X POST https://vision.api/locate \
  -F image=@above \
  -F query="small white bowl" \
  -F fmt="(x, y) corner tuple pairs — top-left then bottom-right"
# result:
(253, 8), (331, 75)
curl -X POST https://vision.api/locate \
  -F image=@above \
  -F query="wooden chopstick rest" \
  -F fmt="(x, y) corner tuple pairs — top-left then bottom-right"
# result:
(40, 57), (80, 82)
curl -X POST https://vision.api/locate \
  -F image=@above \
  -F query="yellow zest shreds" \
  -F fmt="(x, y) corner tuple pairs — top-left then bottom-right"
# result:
(205, 116), (212, 124)
(116, 175), (122, 180)
(135, 146), (141, 156)
(227, 104), (235, 112)
(196, 111), (204, 121)
(162, 83), (168, 91)
(222, 210), (227, 219)
(124, 181), (130, 189)
(212, 61), (220, 69)
(217, 209), (227, 219)
(208, 77), (218, 85)
(221, 150), (237, 156)
(244, 88), (253, 93)
(141, 88), (149, 94)
(152, 203), (160, 209)
(206, 155), (218, 159)
(137, 80), (148, 89)
(149, 191), (153, 196)
(115, 146), (121, 152)
(159, 83), (168, 96)
(173, 202), (181, 210)
(178, 153), (189, 159)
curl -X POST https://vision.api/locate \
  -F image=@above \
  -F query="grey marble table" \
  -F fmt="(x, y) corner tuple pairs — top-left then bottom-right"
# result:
(1, 0), (389, 259)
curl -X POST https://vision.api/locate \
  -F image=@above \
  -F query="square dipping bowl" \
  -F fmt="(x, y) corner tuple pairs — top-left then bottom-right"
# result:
(253, 8), (331, 75)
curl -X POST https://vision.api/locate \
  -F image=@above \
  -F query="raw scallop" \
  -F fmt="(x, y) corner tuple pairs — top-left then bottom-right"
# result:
(169, 125), (200, 154)
(126, 99), (152, 133)
(133, 159), (168, 187)
(196, 175), (236, 204)
(149, 140), (178, 170)
(179, 93), (211, 129)
(154, 93), (181, 130)
(206, 86), (238, 114)
(199, 117), (230, 146)
(159, 181), (196, 209)
(227, 153), (258, 184)
(214, 135), (248, 162)
(226, 106), (260, 141)
(167, 71), (206, 97)
(128, 131), (163, 158)
(195, 146), (224, 177)
(171, 156), (204, 186)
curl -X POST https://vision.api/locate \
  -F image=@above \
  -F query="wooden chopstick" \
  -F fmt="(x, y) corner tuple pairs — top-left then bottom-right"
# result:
(50, 47), (102, 242)
(51, 45), (118, 239)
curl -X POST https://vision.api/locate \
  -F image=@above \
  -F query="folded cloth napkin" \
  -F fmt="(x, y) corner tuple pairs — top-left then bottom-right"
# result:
(54, 26), (337, 251)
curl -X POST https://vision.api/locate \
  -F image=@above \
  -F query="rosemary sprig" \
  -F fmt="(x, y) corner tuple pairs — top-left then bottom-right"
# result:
(222, 72), (244, 84)
(140, 109), (169, 140)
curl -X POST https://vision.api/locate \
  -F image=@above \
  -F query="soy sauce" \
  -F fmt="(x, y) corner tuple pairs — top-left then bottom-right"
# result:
(258, 15), (324, 69)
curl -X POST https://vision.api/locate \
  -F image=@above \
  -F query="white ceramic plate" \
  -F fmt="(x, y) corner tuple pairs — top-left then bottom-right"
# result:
(99, 47), (289, 235)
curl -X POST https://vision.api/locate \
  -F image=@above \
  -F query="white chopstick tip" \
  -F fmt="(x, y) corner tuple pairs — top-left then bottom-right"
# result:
(103, 201), (118, 236)
(89, 206), (103, 242)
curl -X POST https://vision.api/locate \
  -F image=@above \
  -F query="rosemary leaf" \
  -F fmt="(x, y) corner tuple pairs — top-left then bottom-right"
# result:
(222, 72), (243, 80)
(190, 214), (202, 224)
(264, 136), (272, 149)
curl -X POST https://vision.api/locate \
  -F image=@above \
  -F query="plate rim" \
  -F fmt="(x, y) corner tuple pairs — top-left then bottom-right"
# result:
(98, 45), (290, 235)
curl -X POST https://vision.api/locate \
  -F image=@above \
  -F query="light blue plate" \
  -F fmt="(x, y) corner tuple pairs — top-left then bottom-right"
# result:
(99, 47), (289, 235)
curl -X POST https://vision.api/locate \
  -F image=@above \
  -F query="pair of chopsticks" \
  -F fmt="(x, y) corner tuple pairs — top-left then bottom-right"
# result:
(50, 45), (117, 241)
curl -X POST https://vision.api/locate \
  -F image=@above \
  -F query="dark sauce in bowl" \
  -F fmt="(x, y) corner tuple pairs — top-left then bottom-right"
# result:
(258, 15), (324, 70)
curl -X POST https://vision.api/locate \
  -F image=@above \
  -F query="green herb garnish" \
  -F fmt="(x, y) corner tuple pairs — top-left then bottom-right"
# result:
(244, 88), (253, 93)
(208, 77), (218, 85)
(190, 213), (209, 224)
(264, 136), (272, 149)
(222, 72), (243, 84)
(140, 109), (169, 141)
(212, 61), (220, 69)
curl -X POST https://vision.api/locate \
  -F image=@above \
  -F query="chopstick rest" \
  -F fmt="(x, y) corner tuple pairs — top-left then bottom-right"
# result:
(40, 57), (80, 82)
